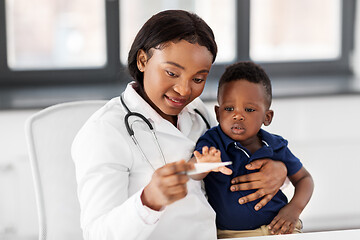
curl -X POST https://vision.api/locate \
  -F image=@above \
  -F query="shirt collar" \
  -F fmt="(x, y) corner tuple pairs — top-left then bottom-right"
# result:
(215, 126), (287, 151)
(214, 125), (236, 150)
(258, 129), (288, 150)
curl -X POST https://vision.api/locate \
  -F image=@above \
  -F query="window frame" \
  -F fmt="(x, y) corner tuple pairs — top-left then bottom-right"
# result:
(245, 0), (356, 77)
(0, 0), (124, 85)
(0, 0), (356, 86)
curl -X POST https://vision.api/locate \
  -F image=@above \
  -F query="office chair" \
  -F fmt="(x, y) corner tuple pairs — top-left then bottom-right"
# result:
(25, 100), (107, 240)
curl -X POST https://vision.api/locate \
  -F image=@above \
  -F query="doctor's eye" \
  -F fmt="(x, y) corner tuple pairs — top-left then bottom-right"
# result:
(224, 107), (234, 111)
(193, 77), (205, 84)
(166, 70), (177, 77)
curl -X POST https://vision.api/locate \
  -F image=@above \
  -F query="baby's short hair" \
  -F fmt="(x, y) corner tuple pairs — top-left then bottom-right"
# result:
(217, 61), (272, 107)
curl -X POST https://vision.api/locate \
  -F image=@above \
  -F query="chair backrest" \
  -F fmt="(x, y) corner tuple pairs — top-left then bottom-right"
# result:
(25, 100), (107, 240)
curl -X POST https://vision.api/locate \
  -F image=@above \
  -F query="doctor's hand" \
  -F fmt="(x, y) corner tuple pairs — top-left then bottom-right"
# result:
(141, 160), (194, 211)
(230, 159), (287, 211)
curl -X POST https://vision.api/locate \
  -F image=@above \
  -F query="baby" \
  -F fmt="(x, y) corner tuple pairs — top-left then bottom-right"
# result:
(191, 61), (314, 238)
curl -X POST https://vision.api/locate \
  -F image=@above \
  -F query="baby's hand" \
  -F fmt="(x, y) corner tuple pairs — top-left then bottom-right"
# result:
(194, 146), (220, 163)
(268, 205), (300, 235)
(193, 146), (232, 175)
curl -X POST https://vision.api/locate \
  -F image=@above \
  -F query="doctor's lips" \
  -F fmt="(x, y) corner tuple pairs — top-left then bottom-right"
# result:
(165, 95), (188, 107)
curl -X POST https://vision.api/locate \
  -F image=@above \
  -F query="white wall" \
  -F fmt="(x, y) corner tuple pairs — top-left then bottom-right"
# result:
(0, 110), (39, 240)
(263, 96), (360, 232)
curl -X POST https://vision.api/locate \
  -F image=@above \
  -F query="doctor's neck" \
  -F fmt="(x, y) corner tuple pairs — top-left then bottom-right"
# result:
(134, 83), (179, 126)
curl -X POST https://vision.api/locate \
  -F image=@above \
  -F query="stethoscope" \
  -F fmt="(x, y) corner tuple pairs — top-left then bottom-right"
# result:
(120, 94), (210, 171)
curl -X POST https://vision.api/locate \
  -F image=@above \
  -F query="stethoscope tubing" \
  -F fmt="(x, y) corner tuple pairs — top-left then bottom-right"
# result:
(120, 94), (166, 170)
(120, 93), (210, 171)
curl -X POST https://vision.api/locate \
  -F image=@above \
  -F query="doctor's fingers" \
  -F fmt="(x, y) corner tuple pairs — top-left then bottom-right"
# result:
(163, 191), (189, 205)
(230, 179), (263, 192)
(156, 160), (194, 176)
(155, 183), (188, 205)
(163, 184), (188, 197)
(231, 171), (263, 184)
(161, 173), (189, 187)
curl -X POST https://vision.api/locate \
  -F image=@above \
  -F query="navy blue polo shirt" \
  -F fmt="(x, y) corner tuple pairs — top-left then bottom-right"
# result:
(195, 125), (303, 230)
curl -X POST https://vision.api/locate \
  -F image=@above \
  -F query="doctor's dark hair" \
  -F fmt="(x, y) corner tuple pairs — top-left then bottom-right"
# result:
(127, 10), (217, 88)
(217, 61), (272, 107)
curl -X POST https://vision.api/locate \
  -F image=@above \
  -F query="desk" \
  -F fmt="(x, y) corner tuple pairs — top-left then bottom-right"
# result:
(226, 229), (360, 240)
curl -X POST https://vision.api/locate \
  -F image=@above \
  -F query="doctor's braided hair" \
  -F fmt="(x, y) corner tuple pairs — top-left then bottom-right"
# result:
(127, 10), (217, 89)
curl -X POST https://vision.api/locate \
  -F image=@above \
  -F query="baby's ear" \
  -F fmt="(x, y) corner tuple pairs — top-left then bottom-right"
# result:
(263, 109), (274, 126)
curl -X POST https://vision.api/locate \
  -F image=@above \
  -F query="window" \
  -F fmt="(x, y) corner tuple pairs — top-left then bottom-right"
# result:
(0, 0), (120, 84)
(0, 0), (356, 104)
(118, 0), (354, 79)
(248, 0), (355, 76)
(6, 0), (107, 70)
(119, 0), (236, 64)
(250, 0), (342, 62)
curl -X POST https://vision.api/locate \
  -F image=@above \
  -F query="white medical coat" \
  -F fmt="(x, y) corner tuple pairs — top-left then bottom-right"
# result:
(72, 82), (218, 240)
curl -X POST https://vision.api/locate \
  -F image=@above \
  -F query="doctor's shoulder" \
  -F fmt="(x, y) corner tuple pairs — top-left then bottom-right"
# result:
(74, 98), (125, 131)
(72, 97), (131, 148)
(71, 97), (134, 168)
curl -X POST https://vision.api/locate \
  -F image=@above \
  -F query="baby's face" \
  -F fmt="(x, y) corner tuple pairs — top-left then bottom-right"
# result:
(215, 80), (273, 146)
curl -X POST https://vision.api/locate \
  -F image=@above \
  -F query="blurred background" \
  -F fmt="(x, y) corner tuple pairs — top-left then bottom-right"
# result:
(1, 0), (360, 239)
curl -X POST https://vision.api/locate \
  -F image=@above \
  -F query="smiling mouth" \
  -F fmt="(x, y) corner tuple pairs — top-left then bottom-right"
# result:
(165, 95), (187, 107)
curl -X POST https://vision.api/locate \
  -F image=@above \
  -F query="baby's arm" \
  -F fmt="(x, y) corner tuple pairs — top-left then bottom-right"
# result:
(190, 146), (232, 180)
(268, 166), (314, 234)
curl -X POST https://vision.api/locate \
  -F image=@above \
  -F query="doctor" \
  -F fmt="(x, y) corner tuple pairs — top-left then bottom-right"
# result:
(72, 10), (287, 240)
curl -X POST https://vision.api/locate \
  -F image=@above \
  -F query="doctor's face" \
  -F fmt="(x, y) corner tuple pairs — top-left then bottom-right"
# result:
(137, 40), (213, 124)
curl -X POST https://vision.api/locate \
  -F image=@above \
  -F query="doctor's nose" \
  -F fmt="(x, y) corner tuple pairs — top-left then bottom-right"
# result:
(174, 79), (191, 96)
